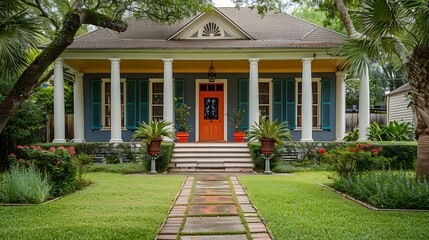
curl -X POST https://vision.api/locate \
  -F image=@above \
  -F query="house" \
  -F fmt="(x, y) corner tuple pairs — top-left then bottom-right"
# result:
(386, 83), (414, 124)
(51, 7), (349, 143)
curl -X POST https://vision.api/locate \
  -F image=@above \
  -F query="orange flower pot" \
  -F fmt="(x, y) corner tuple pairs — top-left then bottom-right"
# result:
(176, 132), (189, 143)
(233, 132), (245, 142)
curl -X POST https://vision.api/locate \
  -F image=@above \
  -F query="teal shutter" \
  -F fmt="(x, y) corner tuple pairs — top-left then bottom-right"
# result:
(285, 79), (296, 129)
(238, 79), (249, 130)
(126, 80), (137, 129)
(321, 78), (333, 130)
(272, 79), (283, 123)
(174, 79), (185, 106)
(138, 80), (149, 125)
(90, 79), (102, 130)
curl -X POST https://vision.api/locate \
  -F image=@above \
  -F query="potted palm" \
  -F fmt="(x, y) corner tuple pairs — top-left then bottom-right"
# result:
(247, 118), (292, 154)
(131, 120), (175, 154)
(175, 102), (192, 142)
(230, 108), (246, 142)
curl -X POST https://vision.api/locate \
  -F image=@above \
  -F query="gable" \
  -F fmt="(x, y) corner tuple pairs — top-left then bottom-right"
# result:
(169, 9), (252, 40)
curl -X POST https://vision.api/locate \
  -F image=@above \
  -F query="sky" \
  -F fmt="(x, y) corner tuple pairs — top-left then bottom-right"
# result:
(213, 0), (236, 7)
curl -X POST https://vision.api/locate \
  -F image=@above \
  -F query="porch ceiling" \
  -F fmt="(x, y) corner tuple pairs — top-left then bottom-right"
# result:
(64, 59), (338, 73)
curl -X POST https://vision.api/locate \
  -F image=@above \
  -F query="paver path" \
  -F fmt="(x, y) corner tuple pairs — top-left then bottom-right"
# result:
(157, 175), (272, 240)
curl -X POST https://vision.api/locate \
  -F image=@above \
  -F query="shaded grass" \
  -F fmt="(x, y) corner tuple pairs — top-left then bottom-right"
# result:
(240, 172), (429, 240)
(86, 163), (146, 174)
(0, 173), (184, 239)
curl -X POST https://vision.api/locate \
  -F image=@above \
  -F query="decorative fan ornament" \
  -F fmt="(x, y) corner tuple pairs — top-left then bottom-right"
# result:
(202, 22), (221, 37)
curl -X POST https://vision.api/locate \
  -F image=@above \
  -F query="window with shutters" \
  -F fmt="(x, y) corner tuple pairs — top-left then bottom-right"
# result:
(101, 78), (126, 129)
(296, 78), (321, 129)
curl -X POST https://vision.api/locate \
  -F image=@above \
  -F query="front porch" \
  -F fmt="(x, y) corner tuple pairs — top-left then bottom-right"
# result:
(51, 56), (354, 143)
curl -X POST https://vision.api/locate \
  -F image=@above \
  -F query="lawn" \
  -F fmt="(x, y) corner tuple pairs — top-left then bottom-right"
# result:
(0, 173), (184, 239)
(240, 172), (429, 240)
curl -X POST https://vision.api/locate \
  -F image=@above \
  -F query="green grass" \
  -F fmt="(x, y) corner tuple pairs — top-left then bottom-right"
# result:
(0, 173), (184, 239)
(86, 163), (146, 174)
(240, 172), (429, 240)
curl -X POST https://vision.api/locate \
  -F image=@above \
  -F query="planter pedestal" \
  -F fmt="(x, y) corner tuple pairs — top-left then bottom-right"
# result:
(147, 154), (159, 174)
(262, 154), (274, 174)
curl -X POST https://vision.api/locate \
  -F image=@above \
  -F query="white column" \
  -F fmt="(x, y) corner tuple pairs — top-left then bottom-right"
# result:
(73, 72), (85, 142)
(53, 58), (66, 143)
(335, 71), (346, 141)
(358, 64), (370, 141)
(162, 58), (174, 141)
(109, 58), (123, 143)
(249, 58), (260, 128)
(301, 58), (314, 142)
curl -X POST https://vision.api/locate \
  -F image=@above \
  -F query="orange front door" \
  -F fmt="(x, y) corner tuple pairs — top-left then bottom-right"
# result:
(199, 83), (224, 141)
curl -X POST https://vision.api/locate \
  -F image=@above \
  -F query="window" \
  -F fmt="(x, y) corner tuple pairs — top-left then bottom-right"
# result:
(102, 79), (126, 129)
(259, 80), (271, 121)
(189, 21), (234, 39)
(296, 78), (321, 129)
(150, 80), (164, 122)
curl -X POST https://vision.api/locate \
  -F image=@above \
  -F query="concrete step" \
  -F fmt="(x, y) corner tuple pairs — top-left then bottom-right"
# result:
(173, 148), (249, 153)
(172, 152), (251, 158)
(175, 143), (248, 148)
(170, 158), (253, 163)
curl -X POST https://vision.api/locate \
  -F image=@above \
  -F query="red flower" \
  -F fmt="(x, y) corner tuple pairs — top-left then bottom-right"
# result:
(16, 145), (22, 149)
(31, 145), (36, 149)
(68, 146), (75, 151)
(349, 147), (355, 152)
(8, 153), (16, 157)
(23, 145), (29, 149)
(49, 147), (55, 152)
(58, 146), (65, 149)
(42, 149), (47, 153)
(25, 161), (30, 166)
(18, 159), (24, 163)
(379, 146), (383, 151)
(371, 149), (379, 153)
(365, 143), (371, 148)
(357, 144), (364, 149)
(318, 148), (326, 154)
(71, 151), (76, 155)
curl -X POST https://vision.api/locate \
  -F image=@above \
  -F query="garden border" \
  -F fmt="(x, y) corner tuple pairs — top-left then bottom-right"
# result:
(0, 197), (62, 207)
(319, 183), (429, 212)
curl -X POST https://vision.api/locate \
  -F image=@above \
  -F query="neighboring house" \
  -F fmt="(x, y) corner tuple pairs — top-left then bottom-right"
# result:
(51, 7), (348, 143)
(386, 83), (414, 124)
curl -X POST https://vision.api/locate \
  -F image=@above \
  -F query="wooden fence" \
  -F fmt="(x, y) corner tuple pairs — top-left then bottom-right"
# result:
(45, 114), (74, 142)
(346, 113), (387, 132)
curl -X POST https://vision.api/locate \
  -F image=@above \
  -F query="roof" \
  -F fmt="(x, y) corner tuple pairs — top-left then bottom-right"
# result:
(66, 7), (346, 50)
(386, 83), (411, 96)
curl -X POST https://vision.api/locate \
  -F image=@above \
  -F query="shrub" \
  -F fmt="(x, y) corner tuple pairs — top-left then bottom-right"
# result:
(370, 142), (417, 170)
(86, 163), (146, 174)
(320, 143), (391, 178)
(0, 164), (52, 204)
(8, 145), (78, 197)
(332, 171), (429, 209)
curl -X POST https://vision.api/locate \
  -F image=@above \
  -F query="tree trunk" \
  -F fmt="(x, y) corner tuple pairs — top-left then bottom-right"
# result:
(333, 0), (362, 38)
(405, 47), (429, 179)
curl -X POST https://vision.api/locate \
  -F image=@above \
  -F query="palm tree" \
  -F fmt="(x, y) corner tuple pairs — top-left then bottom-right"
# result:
(0, 0), (41, 79)
(335, 0), (429, 179)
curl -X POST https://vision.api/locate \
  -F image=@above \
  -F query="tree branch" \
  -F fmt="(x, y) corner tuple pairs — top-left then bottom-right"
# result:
(80, 9), (128, 32)
(24, 0), (61, 30)
(333, 0), (362, 39)
(37, 68), (54, 86)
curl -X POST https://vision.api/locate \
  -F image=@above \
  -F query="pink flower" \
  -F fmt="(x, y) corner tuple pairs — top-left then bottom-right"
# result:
(23, 145), (29, 149)
(71, 151), (76, 155)
(58, 146), (65, 149)
(18, 159), (24, 163)
(8, 153), (16, 157)
(68, 146), (75, 151)
(16, 145), (22, 149)
(42, 149), (47, 153)
(371, 149), (379, 153)
(365, 143), (371, 148)
(31, 145), (36, 149)
(379, 147), (383, 151)
(318, 148), (326, 154)
(25, 161), (30, 166)
(49, 147), (56, 152)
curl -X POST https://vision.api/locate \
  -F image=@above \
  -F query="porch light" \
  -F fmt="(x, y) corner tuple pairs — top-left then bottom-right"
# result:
(207, 60), (216, 82)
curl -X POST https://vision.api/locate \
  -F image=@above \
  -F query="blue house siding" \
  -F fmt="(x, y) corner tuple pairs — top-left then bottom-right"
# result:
(83, 72), (336, 142)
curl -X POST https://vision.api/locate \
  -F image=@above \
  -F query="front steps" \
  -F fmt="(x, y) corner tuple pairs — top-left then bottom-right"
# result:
(169, 143), (254, 172)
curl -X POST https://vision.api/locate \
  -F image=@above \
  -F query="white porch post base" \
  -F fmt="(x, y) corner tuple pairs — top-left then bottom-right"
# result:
(300, 138), (314, 142)
(109, 139), (124, 143)
(73, 139), (85, 143)
(53, 139), (67, 143)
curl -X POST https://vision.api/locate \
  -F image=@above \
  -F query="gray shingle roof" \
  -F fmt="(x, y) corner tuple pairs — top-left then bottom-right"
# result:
(386, 83), (411, 96)
(66, 7), (346, 50)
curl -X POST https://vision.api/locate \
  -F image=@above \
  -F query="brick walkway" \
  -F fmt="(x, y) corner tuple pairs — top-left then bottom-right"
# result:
(157, 175), (272, 240)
